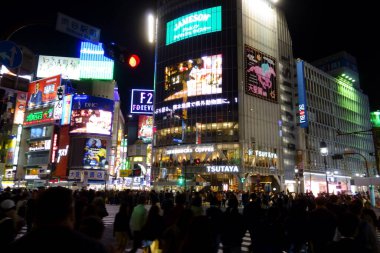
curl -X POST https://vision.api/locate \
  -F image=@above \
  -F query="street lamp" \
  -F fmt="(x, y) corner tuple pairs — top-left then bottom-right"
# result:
(104, 161), (109, 190)
(320, 140), (329, 194)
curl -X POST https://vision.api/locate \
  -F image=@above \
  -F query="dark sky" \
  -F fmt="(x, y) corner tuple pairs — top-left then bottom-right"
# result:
(1, 0), (379, 113)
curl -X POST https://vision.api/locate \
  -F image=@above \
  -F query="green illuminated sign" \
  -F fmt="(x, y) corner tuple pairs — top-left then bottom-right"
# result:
(166, 6), (222, 45)
(25, 108), (54, 125)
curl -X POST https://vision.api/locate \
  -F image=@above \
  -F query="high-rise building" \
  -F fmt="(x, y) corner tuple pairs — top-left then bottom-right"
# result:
(152, 0), (297, 191)
(296, 52), (375, 194)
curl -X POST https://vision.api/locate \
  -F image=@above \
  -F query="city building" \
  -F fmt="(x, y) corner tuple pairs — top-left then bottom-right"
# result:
(296, 51), (376, 194)
(152, 0), (298, 191)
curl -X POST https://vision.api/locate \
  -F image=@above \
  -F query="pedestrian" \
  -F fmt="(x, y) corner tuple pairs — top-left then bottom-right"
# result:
(113, 203), (132, 253)
(0, 198), (22, 250)
(129, 195), (147, 253)
(8, 187), (109, 253)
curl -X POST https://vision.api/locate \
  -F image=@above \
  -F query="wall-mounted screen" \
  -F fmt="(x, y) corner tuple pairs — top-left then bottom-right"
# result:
(166, 6), (222, 45)
(164, 54), (222, 101)
(137, 115), (153, 143)
(70, 109), (112, 135)
(83, 138), (107, 167)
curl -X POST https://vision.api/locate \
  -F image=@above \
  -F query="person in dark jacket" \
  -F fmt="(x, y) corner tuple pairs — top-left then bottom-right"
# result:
(220, 195), (246, 253)
(113, 202), (132, 253)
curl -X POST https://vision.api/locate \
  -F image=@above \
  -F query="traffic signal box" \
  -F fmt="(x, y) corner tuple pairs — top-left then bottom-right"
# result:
(102, 42), (140, 68)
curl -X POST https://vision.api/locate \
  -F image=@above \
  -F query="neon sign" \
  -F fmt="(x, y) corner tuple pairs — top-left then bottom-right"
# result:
(166, 6), (222, 45)
(206, 165), (239, 173)
(24, 108), (54, 126)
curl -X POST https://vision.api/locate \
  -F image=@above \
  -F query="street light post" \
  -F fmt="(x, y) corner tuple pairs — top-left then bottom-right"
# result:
(320, 141), (329, 194)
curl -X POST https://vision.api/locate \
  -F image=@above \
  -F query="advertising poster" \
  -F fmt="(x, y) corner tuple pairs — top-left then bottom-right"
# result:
(27, 74), (62, 108)
(83, 138), (107, 167)
(13, 91), (27, 124)
(61, 94), (73, 125)
(24, 107), (55, 126)
(245, 44), (277, 103)
(164, 54), (222, 101)
(36, 55), (80, 80)
(137, 115), (153, 143)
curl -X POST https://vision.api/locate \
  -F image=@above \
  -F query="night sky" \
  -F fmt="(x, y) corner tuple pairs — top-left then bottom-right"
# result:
(1, 0), (378, 113)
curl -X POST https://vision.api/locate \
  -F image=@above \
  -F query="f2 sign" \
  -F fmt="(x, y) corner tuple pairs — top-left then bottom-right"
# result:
(130, 89), (154, 115)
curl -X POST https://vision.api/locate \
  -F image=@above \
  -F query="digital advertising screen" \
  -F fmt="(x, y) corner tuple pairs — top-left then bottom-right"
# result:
(83, 138), (107, 167)
(27, 74), (62, 108)
(130, 89), (154, 115)
(70, 94), (114, 135)
(137, 115), (153, 143)
(36, 55), (80, 80)
(164, 54), (222, 101)
(70, 109), (113, 135)
(245, 44), (277, 103)
(166, 6), (222, 45)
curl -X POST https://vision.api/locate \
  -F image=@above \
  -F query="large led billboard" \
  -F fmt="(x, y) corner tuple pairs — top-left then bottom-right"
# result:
(164, 54), (222, 101)
(27, 74), (62, 108)
(130, 89), (154, 115)
(79, 42), (114, 80)
(36, 55), (80, 80)
(138, 115), (153, 143)
(70, 95), (114, 135)
(245, 44), (277, 103)
(166, 6), (222, 45)
(83, 138), (107, 167)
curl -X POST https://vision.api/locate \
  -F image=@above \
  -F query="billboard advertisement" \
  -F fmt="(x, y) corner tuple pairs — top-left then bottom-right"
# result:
(83, 138), (107, 167)
(79, 42), (114, 80)
(61, 94), (73, 125)
(164, 54), (222, 101)
(245, 44), (277, 103)
(27, 74), (62, 108)
(24, 107), (55, 126)
(70, 95), (114, 135)
(130, 89), (154, 114)
(297, 60), (308, 128)
(36, 55), (80, 80)
(138, 115), (153, 143)
(166, 6), (222, 45)
(13, 91), (27, 125)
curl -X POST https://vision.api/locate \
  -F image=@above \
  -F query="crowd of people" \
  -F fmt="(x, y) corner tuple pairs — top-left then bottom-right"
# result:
(1, 186), (379, 253)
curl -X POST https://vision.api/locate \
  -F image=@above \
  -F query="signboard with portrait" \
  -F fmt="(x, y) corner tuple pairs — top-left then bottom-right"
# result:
(70, 95), (114, 135)
(137, 115), (153, 143)
(245, 45), (277, 103)
(164, 54), (222, 101)
(27, 74), (62, 108)
(83, 138), (107, 168)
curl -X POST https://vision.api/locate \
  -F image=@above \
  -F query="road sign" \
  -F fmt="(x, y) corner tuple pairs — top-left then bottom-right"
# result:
(0, 40), (23, 68)
(56, 12), (101, 44)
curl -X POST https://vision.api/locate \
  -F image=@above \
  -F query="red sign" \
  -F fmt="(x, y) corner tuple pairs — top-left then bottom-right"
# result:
(28, 74), (62, 108)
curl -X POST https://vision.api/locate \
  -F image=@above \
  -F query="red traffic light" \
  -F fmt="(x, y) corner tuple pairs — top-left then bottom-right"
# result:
(128, 54), (140, 68)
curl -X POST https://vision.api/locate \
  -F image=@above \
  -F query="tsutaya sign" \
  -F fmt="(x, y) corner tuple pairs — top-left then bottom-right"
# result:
(166, 145), (214, 155)
(207, 165), (239, 173)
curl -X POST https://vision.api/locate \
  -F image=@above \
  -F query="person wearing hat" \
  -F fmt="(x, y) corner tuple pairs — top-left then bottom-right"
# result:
(0, 199), (19, 247)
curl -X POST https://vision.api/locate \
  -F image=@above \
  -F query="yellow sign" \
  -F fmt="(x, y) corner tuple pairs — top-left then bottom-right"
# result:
(119, 170), (132, 177)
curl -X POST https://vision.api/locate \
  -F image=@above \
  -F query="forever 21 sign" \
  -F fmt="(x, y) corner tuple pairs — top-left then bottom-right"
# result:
(130, 89), (154, 115)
